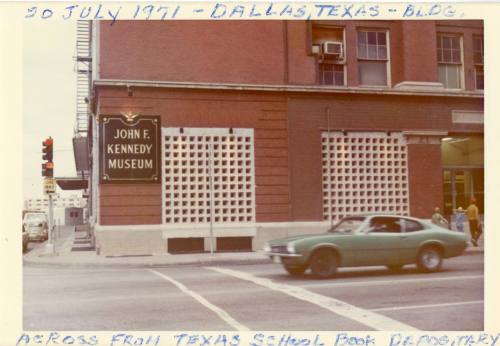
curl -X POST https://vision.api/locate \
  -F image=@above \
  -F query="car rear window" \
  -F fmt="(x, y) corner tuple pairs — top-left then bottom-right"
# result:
(405, 219), (424, 232)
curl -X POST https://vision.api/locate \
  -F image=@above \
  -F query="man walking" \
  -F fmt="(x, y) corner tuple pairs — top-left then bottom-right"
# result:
(466, 197), (480, 246)
(432, 207), (449, 228)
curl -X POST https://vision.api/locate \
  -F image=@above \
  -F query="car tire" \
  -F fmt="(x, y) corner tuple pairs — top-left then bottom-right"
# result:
(309, 249), (338, 279)
(417, 246), (443, 273)
(284, 265), (307, 277)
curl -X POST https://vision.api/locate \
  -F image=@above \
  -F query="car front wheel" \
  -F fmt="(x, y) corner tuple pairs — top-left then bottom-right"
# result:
(309, 249), (337, 279)
(417, 246), (442, 272)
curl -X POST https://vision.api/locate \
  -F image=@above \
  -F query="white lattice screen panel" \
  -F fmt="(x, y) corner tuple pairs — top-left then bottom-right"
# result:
(162, 128), (255, 224)
(321, 132), (409, 222)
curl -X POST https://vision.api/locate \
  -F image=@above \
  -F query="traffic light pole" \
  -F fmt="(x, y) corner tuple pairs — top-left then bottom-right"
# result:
(42, 136), (56, 255)
(47, 194), (55, 253)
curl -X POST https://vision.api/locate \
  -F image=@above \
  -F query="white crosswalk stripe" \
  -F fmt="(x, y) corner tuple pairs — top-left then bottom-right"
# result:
(148, 269), (249, 331)
(372, 300), (483, 312)
(299, 274), (484, 289)
(208, 266), (419, 331)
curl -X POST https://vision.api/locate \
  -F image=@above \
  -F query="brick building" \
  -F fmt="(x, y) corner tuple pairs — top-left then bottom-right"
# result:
(84, 20), (484, 256)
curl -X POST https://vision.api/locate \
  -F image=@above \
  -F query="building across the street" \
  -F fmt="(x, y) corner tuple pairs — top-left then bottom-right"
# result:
(77, 20), (483, 256)
(24, 194), (86, 212)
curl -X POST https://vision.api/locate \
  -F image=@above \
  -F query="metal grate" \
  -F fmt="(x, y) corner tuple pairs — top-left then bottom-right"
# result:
(321, 131), (409, 222)
(162, 128), (256, 224)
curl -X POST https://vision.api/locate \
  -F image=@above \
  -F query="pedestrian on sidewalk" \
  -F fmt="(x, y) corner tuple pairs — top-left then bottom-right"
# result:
(453, 206), (466, 232)
(466, 197), (481, 246)
(431, 207), (449, 229)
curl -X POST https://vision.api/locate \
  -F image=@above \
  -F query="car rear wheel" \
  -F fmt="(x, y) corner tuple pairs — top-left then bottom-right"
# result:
(417, 246), (442, 272)
(284, 265), (307, 277)
(309, 249), (337, 279)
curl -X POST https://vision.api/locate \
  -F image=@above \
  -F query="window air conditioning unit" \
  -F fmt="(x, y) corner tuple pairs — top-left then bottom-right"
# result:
(323, 42), (344, 59)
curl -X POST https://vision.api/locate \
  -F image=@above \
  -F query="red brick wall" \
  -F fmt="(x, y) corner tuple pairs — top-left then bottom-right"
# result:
(99, 20), (286, 85)
(100, 185), (162, 225)
(98, 87), (290, 225)
(288, 94), (483, 221)
(401, 21), (439, 83)
(99, 20), (482, 89)
(286, 21), (317, 85)
(407, 143), (443, 218)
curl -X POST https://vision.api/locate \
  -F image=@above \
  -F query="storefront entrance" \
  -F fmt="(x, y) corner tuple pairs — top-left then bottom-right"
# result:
(441, 135), (484, 217)
(443, 168), (484, 216)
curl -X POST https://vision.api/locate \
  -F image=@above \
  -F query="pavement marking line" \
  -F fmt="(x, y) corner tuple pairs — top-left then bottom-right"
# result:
(299, 274), (484, 289)
(148, 269), (249, 331)
(372, 300), (484, 312)
(208, 267), (419, 331)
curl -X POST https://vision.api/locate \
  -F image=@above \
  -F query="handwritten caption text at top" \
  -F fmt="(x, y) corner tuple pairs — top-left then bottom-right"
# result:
(24, 3), (462, 23)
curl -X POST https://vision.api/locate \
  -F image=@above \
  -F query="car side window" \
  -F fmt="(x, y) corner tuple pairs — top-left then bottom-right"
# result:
(369, 217), (402, 233)
(404, 219), (424, 232)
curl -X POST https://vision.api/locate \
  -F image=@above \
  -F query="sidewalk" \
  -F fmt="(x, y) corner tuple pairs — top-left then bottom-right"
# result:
(23, 225), (483, 269)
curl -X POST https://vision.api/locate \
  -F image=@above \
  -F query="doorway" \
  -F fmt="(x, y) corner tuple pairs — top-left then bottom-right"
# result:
(441, 135), (483, 218)
(443, 168), (484, 217)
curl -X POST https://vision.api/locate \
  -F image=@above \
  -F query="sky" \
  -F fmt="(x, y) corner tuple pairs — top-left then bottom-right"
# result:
(23, 21), (80, 200)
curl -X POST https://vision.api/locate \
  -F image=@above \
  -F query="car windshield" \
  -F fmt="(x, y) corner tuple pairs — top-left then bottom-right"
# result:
(25, 214), (46, 222)
(329, 217), (365, 233)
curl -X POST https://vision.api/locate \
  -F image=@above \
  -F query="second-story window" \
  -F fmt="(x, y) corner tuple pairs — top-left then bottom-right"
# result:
(437, 34), (463, 89)
(473, 35), (484, 90)
(319, 63), (344, 86)
(312, 26), (346, 87)
(357, 30), (389, 86)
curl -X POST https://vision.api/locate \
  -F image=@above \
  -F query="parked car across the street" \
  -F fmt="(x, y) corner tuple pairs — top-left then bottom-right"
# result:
(22, 225), (29, 253)
(264, 214), (468, 279)
(23, 211), (48, 242)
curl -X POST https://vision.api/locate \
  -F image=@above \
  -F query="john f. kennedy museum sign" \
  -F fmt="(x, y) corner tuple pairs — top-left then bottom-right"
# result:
(99, 114), (161, 184)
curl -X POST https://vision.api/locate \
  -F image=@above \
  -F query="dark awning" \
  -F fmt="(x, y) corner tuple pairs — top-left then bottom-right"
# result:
(73, 136), (90, 172)
(56, 177), (88, 190)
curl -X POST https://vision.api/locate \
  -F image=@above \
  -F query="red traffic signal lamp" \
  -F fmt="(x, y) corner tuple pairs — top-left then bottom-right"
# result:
(42, 137), (53, 162)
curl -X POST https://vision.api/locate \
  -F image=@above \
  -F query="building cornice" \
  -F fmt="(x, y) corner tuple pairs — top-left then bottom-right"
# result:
(94, 79), (484, 99)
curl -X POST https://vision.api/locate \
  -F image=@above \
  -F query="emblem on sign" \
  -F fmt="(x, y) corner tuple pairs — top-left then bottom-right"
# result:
(120, 111), (140, 123)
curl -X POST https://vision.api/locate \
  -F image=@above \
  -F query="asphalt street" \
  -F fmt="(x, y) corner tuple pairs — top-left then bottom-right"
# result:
(23, 253), (483, 331)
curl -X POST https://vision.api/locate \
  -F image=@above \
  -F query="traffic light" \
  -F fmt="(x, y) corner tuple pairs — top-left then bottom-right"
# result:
(42, 137), (53, 162)
(42, 137), (54, 177)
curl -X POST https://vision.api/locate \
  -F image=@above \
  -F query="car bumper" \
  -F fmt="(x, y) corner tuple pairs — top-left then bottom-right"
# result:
(445, 243), (468, 257)
(28, 231), (47, 241)
(266, 252), (307, 266)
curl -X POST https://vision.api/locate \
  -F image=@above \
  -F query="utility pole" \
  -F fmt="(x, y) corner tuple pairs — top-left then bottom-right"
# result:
(208, 139), (215, 256)
(42, 137), (56, 254)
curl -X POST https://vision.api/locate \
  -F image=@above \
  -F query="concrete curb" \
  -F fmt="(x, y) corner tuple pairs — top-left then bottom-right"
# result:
(23, 254), (272, 269)
(23, 247), (483, 269)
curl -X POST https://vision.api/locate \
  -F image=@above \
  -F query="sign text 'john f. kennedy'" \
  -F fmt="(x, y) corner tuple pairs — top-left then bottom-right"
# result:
(99, 114), (160, 183)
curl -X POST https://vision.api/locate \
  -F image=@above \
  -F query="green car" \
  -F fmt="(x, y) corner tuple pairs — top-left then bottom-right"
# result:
(263, 214), (468, 278)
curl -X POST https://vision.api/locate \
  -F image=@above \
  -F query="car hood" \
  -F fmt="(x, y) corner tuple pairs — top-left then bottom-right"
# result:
(268, 232), (350, 245)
